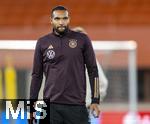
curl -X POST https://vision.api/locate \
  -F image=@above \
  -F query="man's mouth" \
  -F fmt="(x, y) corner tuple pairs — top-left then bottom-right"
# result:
(58, 26), (65, 29)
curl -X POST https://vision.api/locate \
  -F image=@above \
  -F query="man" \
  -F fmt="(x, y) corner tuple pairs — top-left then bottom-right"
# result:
(29, 6), (100, 124)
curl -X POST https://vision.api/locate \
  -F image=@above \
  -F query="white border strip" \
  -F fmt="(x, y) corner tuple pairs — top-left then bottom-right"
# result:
(0, 40), (137, 50)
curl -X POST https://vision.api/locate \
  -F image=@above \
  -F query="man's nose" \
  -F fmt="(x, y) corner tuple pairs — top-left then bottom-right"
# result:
(59, 19), (64, 25)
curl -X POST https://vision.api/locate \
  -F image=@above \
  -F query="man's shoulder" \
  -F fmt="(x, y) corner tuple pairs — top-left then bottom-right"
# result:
(38, 33), (53, 42)
(70, 30), (91, 45)
(70, 30), (88, 38)
(35, 33), (53, 46)
(71, 30), (91, 43)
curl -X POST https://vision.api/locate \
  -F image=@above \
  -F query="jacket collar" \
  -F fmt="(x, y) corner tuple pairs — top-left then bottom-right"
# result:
(52, 28), (70, 37)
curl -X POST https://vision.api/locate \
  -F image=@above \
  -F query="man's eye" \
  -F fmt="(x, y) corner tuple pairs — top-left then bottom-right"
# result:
(63, 17), (68, 20)
(54, 18), (60, 20)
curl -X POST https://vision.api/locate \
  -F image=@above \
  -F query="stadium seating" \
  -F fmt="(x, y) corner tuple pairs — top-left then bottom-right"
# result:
(0, 0), (150, 27)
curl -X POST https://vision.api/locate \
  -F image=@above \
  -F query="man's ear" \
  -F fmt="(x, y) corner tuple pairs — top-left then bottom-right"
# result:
(68, 17), (70, 24)
(50, 14), (54, 23)
(50, 17), (52, 24)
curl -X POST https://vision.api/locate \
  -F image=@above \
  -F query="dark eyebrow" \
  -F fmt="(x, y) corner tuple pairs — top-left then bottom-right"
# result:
(54, 17), (61, 20)
(54, 16), (68, 20)
(63, 17), (68, 19)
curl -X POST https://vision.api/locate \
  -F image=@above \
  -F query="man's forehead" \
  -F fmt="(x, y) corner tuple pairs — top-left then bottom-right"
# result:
(52, 10), (69, 18)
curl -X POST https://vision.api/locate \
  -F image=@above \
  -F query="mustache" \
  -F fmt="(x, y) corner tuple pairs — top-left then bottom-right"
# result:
(57, 26), (66, 28)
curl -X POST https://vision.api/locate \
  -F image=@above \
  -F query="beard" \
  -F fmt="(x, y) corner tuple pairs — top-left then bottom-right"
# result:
(54, 26), (68, 35)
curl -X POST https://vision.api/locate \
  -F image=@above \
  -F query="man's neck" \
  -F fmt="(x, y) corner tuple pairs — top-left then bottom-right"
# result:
(53, 28), (69, 37)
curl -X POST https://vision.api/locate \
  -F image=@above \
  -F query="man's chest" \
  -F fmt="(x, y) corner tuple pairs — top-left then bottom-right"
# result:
(41, 37), (84, 63)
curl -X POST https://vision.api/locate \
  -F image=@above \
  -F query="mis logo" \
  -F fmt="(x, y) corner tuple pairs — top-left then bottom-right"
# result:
(5, 100), (47, 120)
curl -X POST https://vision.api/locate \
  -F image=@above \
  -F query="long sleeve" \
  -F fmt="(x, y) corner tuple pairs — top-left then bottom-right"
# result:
(83, 35), (100, 104)
(30, 40), (43, 100)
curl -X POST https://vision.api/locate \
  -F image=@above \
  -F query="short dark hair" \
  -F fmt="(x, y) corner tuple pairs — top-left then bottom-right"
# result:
(51, 5), (68, 17)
